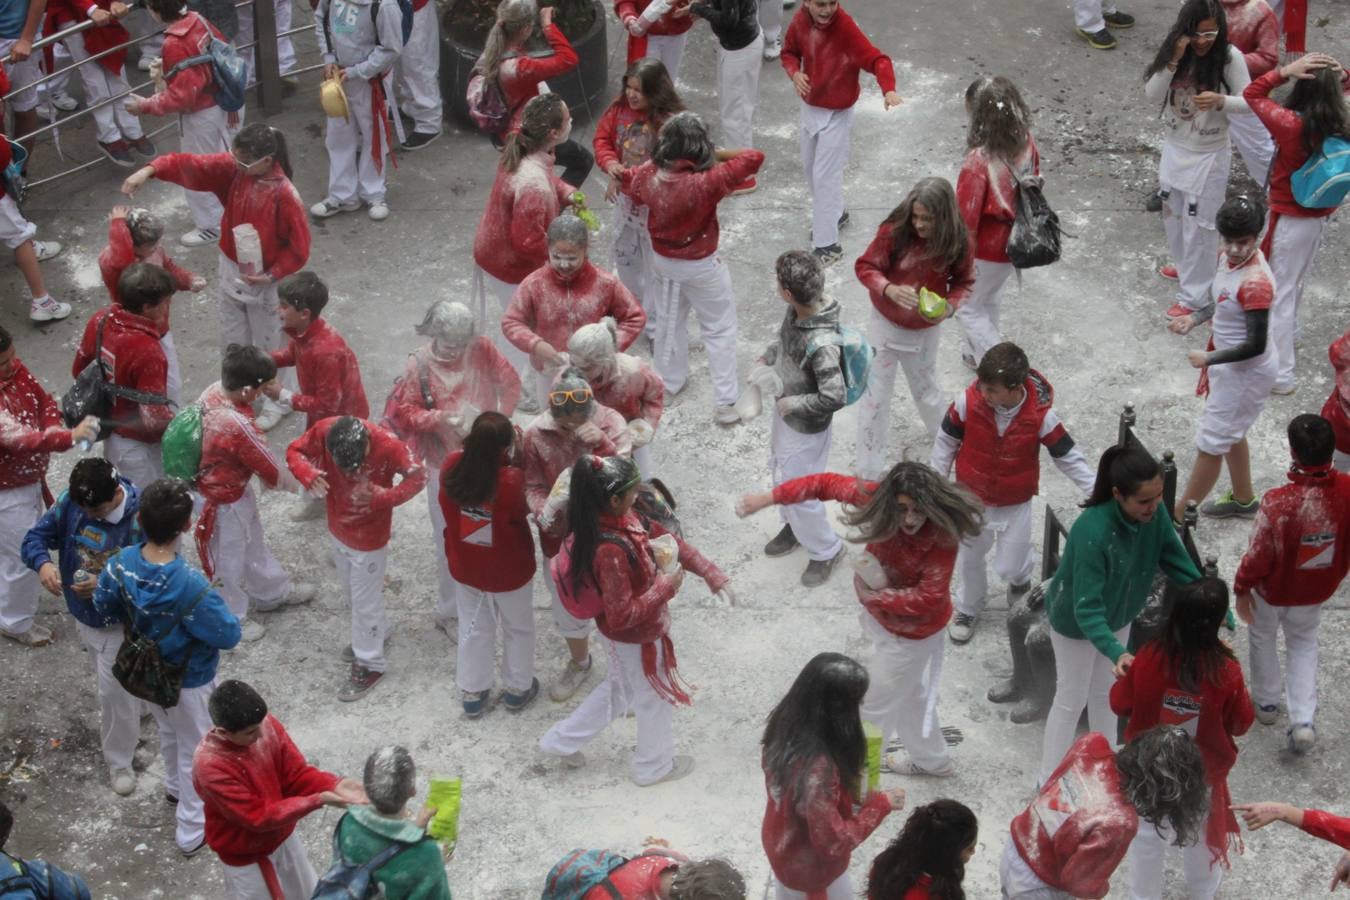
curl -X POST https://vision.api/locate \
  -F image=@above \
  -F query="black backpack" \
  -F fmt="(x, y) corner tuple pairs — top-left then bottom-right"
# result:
(1003, 163), (1062, 269)
(311, 819), (413, 900)
(61, 316), (171, 441)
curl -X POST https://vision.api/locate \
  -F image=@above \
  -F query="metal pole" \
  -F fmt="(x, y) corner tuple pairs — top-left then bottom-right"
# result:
(252, 0), (283, 117)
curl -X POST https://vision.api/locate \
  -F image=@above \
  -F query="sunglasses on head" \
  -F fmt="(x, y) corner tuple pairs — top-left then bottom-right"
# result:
(550, 388), (593, 406)
(1191, 29), (1219, 38)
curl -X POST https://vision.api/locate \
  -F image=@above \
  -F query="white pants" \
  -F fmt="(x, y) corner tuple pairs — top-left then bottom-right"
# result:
(717, 34), (762, 150)
(860, 613), (950, 772)
(0, 483), (42, 635)
(395, 2), (443, 134)
(1334, 449), (1349, 473)
(773, 873), (853, 900)
(332, 538), (389, 672)
(650, 251), (740, 406)
(1072, 0), (1119, 33)
(1249, 591), (1322, 725)
(426, 485), (457, 623)
(544, 563), (592, 640)
(236, 0), (297, 79)
(455, 580), (535, 693)
(955, 500), (1034, 617)
(1160, 147), (1229, 312)
(0, 193), (36, 252)
(0, 37), (41, 111)
(770, 411), (841, 561)
(209, 487), (291, 620)
(1268, 213), (1329, 390)
(324, 76), (388, 205)
(217, 255), (297, 414)
(105, 434), (163, 491)
(1229, 112), (1275, 183)
(1039, 626), (1128, 783)
(63, 31), (144, 144)
(161, 331), (182, 406)
(634, 443), (653, 479)
(645, 33), (688, 82)
(539, 637), (675, 784)
(1000, 838), (1071, 899)
(1126, 822), (1223, 900)
(855, 307), (944, 480)
(799, 103), (852, 249)
(757, 0), (785, 43)
(612, 197), (654, 339)
(956, 259), (1014, 364)
(482, 271), (530, 385)
(179, 106), (233, 232)
(220, 831), (318, 900)
(150, 681), (214, 851)
(75, 621), (142, 771)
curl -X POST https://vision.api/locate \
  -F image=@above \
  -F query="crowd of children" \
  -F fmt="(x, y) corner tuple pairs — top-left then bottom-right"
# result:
(0, 0), (1349, 895)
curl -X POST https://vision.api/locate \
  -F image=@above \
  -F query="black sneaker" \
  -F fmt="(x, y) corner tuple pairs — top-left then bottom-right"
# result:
(812, 244), (843, 267)
(338, 665), (383, 702)
(764, 524), (799, 557)
(98, 139), (136, 167)
(402, 130), (442, 151)
(1103, 10), (1135, 28)
(837, 210), (850, 229)
(1077, 26), (1117, 49)
(801, 547), (845, 588)
(502, 677), (540, 712)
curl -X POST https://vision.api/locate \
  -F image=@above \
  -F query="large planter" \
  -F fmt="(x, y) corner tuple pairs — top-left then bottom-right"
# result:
(439, 0), (611, 129)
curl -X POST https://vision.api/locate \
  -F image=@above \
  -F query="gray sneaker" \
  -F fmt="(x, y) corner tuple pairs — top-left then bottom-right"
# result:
(801, 546), (845, 588)
(947, 611), (976, 644)
(764, 524), (799, 557)
(1199, 490), (1259, 519)
(634, 754), (695, 787)
(549, 655), (593, 702)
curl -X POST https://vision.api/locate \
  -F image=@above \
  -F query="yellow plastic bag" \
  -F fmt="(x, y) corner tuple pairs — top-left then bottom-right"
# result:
(863, 722), (883, 793)
(426, 778), (462, 850)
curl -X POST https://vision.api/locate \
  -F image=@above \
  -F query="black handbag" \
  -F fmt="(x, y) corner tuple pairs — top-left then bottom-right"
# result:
(111, 578), (212, 708)
(62, 315), (171, 440)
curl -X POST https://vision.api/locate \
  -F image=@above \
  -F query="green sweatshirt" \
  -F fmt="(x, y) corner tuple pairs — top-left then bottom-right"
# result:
(1045, 500), (1201, 663)
(335, 806), (452, 900)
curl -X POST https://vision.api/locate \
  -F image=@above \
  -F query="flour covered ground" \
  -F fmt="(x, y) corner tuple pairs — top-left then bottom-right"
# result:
(2, 0), (1350, 896)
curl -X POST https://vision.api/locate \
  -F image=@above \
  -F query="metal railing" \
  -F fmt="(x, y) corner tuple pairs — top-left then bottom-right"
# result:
(2, 0), (320, 192)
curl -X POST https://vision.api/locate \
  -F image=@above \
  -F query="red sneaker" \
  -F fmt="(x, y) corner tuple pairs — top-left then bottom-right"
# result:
(731, 177), (757, 196)
(1166, 302), (1191, 318)
(1159, 264), (1179, 280)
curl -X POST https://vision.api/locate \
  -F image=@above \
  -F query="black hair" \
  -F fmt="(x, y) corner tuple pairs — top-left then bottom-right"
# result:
(565, 454), (642, 593)
(1287, 66), (1350, 156)
(653, 111), (714, 171)
(775, 250), (824, 307)
(1117, 725), (1210, 847)
(1289, 413), (1335, 468)
(443, 411), (514, 508)
(669, 859), (747, 900)
(0, 799), (12, 849)
(1145, 0), (1231, 96)
(117, 262), (175, 314)
(964, 75), (992, 105)
(277, 271), (329, 318)
(0, 324), (10, 352)
(1158, 576), (1237, 692)
(363, 746), (416, 815)
(966, 76), (1032, 162)
(145, 0), (186, 21)
(867, 799), (978, 900)
(233, 123), (293, 180)
(221, 343), (277, 391)
(762, 652), (870, 808)
(1215, 194), (1266, 240)
(125, 208), (165, 247)
(975, 342), (1029, 389)
(616, 56), (685, 122)
(326, 417), (370, 473)
(208, 680), (269, 732)
(69, 457), (119, 508)
(1084, 445), (1162, 508)
(138, 478), (195, 544)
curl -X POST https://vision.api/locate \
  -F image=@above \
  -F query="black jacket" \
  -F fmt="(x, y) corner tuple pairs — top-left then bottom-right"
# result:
(690, 0), (760, 50)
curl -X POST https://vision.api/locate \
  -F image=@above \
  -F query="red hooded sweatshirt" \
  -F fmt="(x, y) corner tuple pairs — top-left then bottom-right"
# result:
(192, 715), (339, 899)
(98, 217), (196, 308)
(1222, 0), (1279, 77)
(271, 317), (369, 429)
(473, 153), (574, 285)
(620, 151), (764, 260)
(502, 260), (646, 369)
(956, 138), (1040, 264)
(854, 224), (975, 331)
(137, 12), (227, 116)
(0, 359), (71, 492)
(499, 23), (579, 128)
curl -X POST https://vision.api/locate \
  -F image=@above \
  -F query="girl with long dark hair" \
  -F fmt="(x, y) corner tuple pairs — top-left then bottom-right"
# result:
(1037, 445), (1202, 783)
(853, 177), (974, 477)
(538, 454), (731, 786)
(121, 123), (306, 430)
(954, 77), (1037, 370)
(761, 652), (906, 899)
(1243, 51), (1349, 393)
(439, 411), (538, 718)
(594, 57), (685, 338)
(1111, 577), (1254, 899)
(738, 462), (984, 778)
(1143, 0), (1254, 319)
(866, 799), (977, 900)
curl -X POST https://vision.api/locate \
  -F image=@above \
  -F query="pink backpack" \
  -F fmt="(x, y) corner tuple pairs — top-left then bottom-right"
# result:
(549, 532), (637, 620)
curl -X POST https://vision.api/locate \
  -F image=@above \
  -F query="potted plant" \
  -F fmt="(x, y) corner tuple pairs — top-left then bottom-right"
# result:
(439, 0), (611, 128)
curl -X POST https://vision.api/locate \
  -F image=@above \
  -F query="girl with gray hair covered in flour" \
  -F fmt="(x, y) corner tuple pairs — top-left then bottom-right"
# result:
(384, 300), (522, 636)
(568, 317), (665, 478)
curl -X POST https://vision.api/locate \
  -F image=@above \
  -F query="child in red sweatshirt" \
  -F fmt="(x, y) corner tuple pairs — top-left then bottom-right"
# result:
(780, 0), (901, 265)
(287, 416), (426, 701)
(1233, 413), (1350, 753)
(192, 680), (366, 900)
(270, 271), (368, 433)
(1323, 329), (1350, 472)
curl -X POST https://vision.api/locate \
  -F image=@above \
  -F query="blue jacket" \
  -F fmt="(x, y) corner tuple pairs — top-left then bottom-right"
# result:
(92, 546), (241, 689)
(0, 851), (92, 900)
(20, 479), (142, 629)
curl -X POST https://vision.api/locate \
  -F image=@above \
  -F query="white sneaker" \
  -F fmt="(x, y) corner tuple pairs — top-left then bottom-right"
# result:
(110, 766), (135, 796)
(559, 751), (586, 769)
(634, 754), (695, 786)
(254, 406), (287, 431)
(29, 297), (72, 322)
(0, 624), (53, 646)
(137, 55), (153, 72)
(239, 618), (266, 642)
(255, 582), (316, 611)
(549, 655), (593, 702)
(310, 197), (361, 218)
(367, 201), (390, 222)
(882, 752), (955, 777)
(434, 615), (459, 641)
(1290, 724), (1316, 754)
(50, 90), (78, 111)
(180, 228), (219, 247)
(714, 404), (741, 425)
(33, 240), (62, 262)
(763, 38), (782, 60)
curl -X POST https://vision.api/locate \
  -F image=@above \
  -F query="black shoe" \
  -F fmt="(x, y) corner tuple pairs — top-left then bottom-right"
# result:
(1008, 581), (1031, 599)
(1010, 695), (1052, 724)
(1145, 189), (1163, 212)
(402, 130), (442, 151)
(764, 524), (799, 557)
(179, 836), (208, 858)
(812, 244), (843, 267)
(1103, 10), (1134, 28)
(987, 678), (1022, 704)
(502, 677), (540, 712)
(801, 547), (845, 588)
(1076, 26), (1117, 48)
(837, 210), (850, 229)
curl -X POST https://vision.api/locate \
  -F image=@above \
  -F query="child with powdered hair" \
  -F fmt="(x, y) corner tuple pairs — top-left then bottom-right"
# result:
(568, 318), (664, 478)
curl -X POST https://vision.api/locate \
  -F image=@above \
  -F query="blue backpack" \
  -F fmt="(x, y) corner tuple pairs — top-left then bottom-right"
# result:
(164, 18), (248, 113)
(803, 325), (875, 406)
(1291, 136), (1350, 209)
(541, 849), (629, 900)
(310, 821), (412, 900)
(0, 852), (92, 900)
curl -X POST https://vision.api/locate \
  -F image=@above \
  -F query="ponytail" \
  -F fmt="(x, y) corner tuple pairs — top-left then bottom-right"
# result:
(1083, 444), (1161, 508)
(565, 454), (641, 593)
(232, 123), (293, 180)
(481, 0), (536, 80)
(502, 92), (565, 172)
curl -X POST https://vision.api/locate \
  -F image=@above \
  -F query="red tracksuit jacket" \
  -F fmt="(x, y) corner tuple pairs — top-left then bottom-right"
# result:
(271, 317), (369, 429)
(0, 360), (71, 491)
(286, 417), (427, 551)
(592, 355), (663, 427)
(593, 101), (666, 172)
(502, 260), (646, 369)
(137, 12), (226, 116)
(620, 152), (764, 260)
(45, 0), (129, 74)
(1233, 462), (1350, 605)
(779, 5), (895, 110)
(1222, 0), (1280, 77)
(438, 451), (536, 593)
(72, 306), (173, 444)
(522, 405), (633, 556)
(771, 473), (958, 640)
(854, 225), (976, 331)
(98, 217), (196, 307)
(956, 137), (1040, 264)
(1244, 69), (1336, 220)
(473, 154), (574, 285)
(499, 23), (578, 128)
